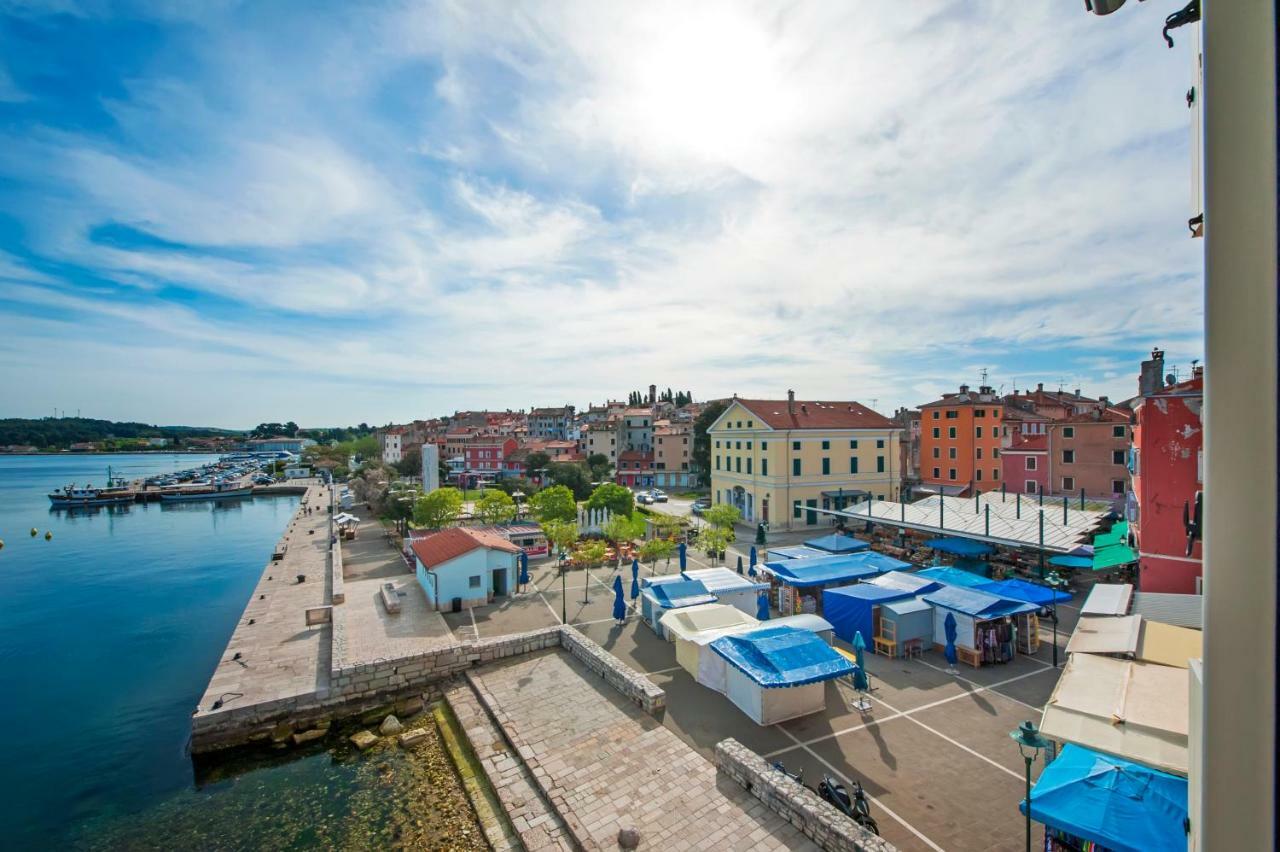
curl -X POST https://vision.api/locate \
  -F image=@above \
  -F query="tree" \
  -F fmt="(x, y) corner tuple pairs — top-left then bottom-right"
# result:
(547, 462), (593, 499)
(474, 489), (517, 525)
(699, 526), (731, 565)
(586, 452), (613, 483)
(587, 482), (635, 517)
(692, 399), (729, 486)
(525, 451), (551, 482)
(414, 487), (463, 528)
(638, 538), (675, 575)
(542, 519), (579, 558)
(704, 504), (741, 531)
(603, 514), (646, 568)
(530, 484), (577, 523)
(395, 445), (422, 477)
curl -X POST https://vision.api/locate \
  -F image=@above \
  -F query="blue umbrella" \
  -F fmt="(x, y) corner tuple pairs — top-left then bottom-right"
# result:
(736, 555), (744, 575)
(612, 575), (626, 622)
(852, 631), (870, 692)
(756, 592), (770, 621)
(518, 551), (529, 589)
(749, 545), (757, 567)
(944, 612), (959, 668)
(678, 541), (687, 570)
(630, 558), (640, 600)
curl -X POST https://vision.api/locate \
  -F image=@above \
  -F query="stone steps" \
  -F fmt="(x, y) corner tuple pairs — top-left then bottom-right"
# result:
(444, 679), (575, 852)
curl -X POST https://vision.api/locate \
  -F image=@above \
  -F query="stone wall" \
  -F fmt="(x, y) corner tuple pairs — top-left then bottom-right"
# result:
(715, 738), (897, 852)
(560, 626), (666, 715)
(330, 539), (345, 605)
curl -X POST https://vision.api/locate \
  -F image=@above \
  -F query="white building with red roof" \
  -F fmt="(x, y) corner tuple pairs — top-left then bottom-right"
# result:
(410, 526), (521, 611)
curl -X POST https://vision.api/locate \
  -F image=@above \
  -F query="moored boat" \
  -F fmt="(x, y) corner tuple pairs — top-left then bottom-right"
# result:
(48, 467), (137, 507)
(159, 482), (253, 502)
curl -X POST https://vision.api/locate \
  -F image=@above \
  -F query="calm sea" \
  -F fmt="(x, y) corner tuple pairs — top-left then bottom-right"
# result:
(0, 453), (299, 848)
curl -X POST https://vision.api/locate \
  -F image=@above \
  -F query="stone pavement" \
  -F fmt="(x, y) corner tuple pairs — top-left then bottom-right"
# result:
(470, 649), (818, 852)
(195, 482), (332, 716)
(338, 574), (455, 666)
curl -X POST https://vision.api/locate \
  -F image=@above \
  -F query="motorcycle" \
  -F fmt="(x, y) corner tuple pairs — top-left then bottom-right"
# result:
(819, 774), (879, 836)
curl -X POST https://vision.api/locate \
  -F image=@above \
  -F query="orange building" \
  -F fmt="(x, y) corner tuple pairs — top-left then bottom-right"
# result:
(917, 384), (1004, 495)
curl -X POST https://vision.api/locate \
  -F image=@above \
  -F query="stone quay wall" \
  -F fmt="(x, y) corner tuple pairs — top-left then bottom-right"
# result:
(191, 625), (663, 753)
(715, 738), (897, 852)
(329, 534), (345, 606)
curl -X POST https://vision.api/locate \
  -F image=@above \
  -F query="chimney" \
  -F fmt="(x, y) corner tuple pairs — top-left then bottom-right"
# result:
(787, 390), (795, 415)
(1036, 382), (1044, 393)
(959, 384), (970, 394)
(1193, 365), (1204, 379)
(1074, 388), (1081, 397)
(1099, 395), (1110, 407)
(1139, 348), (1166, 397)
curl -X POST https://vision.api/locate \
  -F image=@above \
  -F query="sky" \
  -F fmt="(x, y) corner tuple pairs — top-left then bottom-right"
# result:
(0, 2), (1204, 429)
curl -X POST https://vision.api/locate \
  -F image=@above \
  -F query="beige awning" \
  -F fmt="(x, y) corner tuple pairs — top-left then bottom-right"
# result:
(1040, 652), (1189, 775)
(1065, 615), (1142, 656)
(660, 604), (759, 644)
(1136, 620), (1203, 669)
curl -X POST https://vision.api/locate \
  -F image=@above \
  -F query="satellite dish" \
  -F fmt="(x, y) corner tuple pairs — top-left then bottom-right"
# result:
(1166, 373), (1177, 386)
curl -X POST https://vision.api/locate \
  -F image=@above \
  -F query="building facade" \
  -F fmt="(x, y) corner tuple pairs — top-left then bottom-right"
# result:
(411, 527), (520, 611)
(653, 422), (693, 488)
(528, 405), (575, 441)
(917, 385), (1004, 496)
(708, 394), (901, 530)
(379, 429), (403, 465)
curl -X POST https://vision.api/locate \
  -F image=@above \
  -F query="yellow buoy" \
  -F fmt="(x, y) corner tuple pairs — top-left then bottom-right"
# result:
(0, 540), (5, 550)
(30, 527), (38, 537)
(44, 531), (52, 541)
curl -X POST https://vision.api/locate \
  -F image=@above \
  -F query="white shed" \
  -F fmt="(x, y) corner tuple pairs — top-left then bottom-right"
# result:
(660, 604), (760, 682)
(708, 626), (855, 726)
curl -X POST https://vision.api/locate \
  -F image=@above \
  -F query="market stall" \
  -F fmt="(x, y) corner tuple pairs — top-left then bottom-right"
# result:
(921, 585), (1038, 667)
(877, 598), (934, 657)
(677, 567), (769, 618)
(660, 603), (760, 678)
(708, 625), (855, 725)
(821, 584), (916, 651)
(1065, 615), (1142, 657)
(803, 533), (870, 554)
(769, 613), (835, 644)
(869, 570), (942, 595)
(917, 565), (992, 589)
(766, 545), (828, 561)
(639, 577), (717, 637)
(761, 551), (911, 616)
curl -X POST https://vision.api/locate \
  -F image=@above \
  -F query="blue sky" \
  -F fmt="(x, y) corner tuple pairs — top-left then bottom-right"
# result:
(0, 2), (1203, 428)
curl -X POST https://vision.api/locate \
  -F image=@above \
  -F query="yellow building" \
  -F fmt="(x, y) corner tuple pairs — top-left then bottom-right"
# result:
(708, 394), (902, 530)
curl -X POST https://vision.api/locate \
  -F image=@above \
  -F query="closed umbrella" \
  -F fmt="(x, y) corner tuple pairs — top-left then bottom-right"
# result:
(736, 555), (744, 575)
(678, 541), (687, 570)
(749, 545), (757, 568)
(852, 631), (870, 692)
(518, 551), (529, 590)
(612, 575), (626, 622)
(944, 612), (959, 672)
(630, 559), (640, 600)
(756, 591), (770, 621)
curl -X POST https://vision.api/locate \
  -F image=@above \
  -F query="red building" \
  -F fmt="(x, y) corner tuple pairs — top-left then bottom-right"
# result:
(1000, 434), (1049, 496)
(1130, 349), (1203, 593)
(464, 437), (517, 487)
(615, 450), (654, 488)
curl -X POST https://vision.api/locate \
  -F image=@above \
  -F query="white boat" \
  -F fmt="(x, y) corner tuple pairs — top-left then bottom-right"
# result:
(49, 467), (137, 507)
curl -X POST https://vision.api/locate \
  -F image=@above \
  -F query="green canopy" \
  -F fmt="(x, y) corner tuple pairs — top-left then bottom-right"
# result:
(1092, 543), (1138, 570)
(1093, 520), (1128, 548)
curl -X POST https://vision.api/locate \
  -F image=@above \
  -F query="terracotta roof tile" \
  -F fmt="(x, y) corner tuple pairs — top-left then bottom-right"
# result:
(732, 399), (894, 430)
(410, 526), (519, 569)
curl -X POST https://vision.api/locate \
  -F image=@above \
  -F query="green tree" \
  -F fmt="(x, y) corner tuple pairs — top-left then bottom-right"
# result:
(704, 503), (741, 531)
(530, 484), (578, 523)
(586, 452), (613, 482)
(548, 462), (593, 499)
(413, 487), (463, 528)
(474, 489), (517, 525)
(700, 526), (731, 565)
(587, 482), (635, 517)
(692, 399), (729, 486)
(525, 451), (552, 481)
(603, 514), (646, 568)
(542, 519), (579, 558)
(638, 538), (676, 575)
(394, 445), (422, 477)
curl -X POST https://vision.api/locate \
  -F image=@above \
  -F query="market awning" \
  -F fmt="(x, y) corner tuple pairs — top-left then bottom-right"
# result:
(767, 545), (828, 561)
(761, 551), (909, 588)
(804, 533), (870, 554)
(646, 579), (716, 609)
(1048, 554), (1094, 570)
(870, 570), (943, 595)
(924, 536), (994, 557)
(976, 578), (1072, 607)
(1081, 583), (1133, 616)
(1066, 615), (1142, 655)
(709, 625), (855, 687)
(917, 566), (991, 589)
(1136, 620), (1202, 669)
(912, 483), (969, 496)
(1092, 543), (1139, 570)
(922, 585), (1038, 618)
(1021, 743), (1189, 852)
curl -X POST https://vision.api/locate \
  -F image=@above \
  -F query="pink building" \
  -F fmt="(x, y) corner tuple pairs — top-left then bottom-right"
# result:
(1000, 434), (1049, 495)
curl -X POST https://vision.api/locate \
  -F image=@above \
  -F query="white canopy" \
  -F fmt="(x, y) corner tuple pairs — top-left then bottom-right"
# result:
(1066, 615), (1143, 655)
(660, 603), (759, 643)
(1081, 583), (1134, 616)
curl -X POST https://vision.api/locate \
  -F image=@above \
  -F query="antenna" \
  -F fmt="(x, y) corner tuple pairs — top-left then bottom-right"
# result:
(1057, 377), (1067, 392)
(979, 367), (988, 385)
(869, 399), (879, 411)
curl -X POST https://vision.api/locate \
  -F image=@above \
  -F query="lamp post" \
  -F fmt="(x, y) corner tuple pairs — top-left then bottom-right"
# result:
(559, 548), (568, 624)
(1010, 720), (1049, 852)
(1045, 570), (1065, 667)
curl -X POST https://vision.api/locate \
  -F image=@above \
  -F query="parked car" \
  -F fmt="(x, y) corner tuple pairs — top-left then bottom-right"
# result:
(636, 492), (654, 505)
(691, 498), (711, 516)
(650, 489), (669, 502)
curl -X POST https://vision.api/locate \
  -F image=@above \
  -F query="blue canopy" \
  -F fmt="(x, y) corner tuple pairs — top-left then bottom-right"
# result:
(765, 551), (911, 588)
(976, 578), (1072, 607)
(803, 533), (870, 554)
(1048, 554), (1095, 569)
(710, 626), (854, 687)
(768, 545), (828, 560)
(925, 536), (994, 557)
(923, 585), (1038, 618)
(1022, 744), (1189, 852)
(872, 571), (943, 595)
(917, 566), (992, 589)
(822, 584), (914, 644)
(646, 579), (715, 609)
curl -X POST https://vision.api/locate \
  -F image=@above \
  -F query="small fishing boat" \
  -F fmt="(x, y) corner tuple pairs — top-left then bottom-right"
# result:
(49, 467), (137, 508)
(159, 482), (254, 502)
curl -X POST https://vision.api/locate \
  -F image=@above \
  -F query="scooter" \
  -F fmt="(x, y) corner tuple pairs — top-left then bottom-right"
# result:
(771, 761), (804, 784)
(819, 774), (879, 836)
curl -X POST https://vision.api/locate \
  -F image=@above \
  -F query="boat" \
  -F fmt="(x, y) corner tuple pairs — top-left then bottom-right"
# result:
(159, 482), (254, 502)
(49, 467), (137, 508)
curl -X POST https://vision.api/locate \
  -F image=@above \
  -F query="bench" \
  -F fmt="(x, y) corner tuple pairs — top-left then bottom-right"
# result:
(380, 583), (401, 614)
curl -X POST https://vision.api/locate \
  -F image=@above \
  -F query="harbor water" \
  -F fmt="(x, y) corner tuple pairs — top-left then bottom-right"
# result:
(0, 454), (481, 849)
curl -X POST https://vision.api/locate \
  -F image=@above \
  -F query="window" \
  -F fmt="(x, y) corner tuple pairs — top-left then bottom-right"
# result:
(948, 468), (957, 481)
(469, 575), (481, 588)
(1062, 449), (1075, 464)
(975, 409), (986, 418)
(932, 447), (940, 459)
(746, 458), (752, 474)
(715, 440), (721, 448)
(736, 421), (742, 429)
(735, 457), (741, 473)
(716, 456), (721, 470)
(1113, 450), (1126, 465)
(948, 427), (957, 439)
(976, 469), (983, 481)
(715, 490), (721, 503)
(948, 447), (957, 459)
(821, 440), (830, 450)
(761, 459), (768, 476)
(792, 441), (801, 451)
(932, 411), (940, 419)
(746, 441), (752, 450)
(1062, 476), (1075, 491)
(822, 457), (830, 475)
(876, 439), (885, 449)
(975, 426), (982, 438)
(735, 441), (741, 450)
(992, 409), (1001, 418)
(792, 500), (802, 519)
(992, 468), (999, 480)
(850, 457), (859, 474)
(793, 459), (801, 476)
(806, 499), (818, 525)
(1112, 479), (1126, 494)
(945, 410), (958, 419)
(850, 440), (858, 449)
(933, 467), (941, 478)
(747, 420), (753, 428)
(976, 447), (983, 459)
(1026, 456), (1037, 471)
(876, 456), (885, 473)
(1026, 480), (1037, 494)
(1113, 425), (1125, 438)
(932, 427), (940, 439)
(1063, 427), (1075, 438)
(993, 448), (1000, 458)
(761, 441), (768, 450)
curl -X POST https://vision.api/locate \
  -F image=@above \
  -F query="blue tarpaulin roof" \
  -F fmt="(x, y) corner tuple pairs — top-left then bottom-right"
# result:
(767, 545), (828, 560)
(922, 585), (1038, 618)
(764, 551), (910, 588)
(822, 584), (915, 644)
(710, 625), (855, 687)
(925, 536), (994, 557)
(871, 571), (943, 595)
(646, 579), (716, 609)
(803, 533), (870, 554)
(917, 566), (993, 589)
(976, 578), (1072, 607)
(1021, 744), (1189, 852)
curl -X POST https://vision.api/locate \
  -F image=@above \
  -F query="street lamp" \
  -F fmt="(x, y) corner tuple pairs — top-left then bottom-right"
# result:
(1010, 720), (1049, 852)
(560, 549), (568, 624)
(1045, 570), (1066, 667)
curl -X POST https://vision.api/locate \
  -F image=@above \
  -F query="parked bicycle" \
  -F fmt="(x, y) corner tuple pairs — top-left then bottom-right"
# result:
(818, 774), (879, 836)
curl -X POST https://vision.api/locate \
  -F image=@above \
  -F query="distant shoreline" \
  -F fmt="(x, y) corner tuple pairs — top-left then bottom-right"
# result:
(1, 450), (225, 456)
